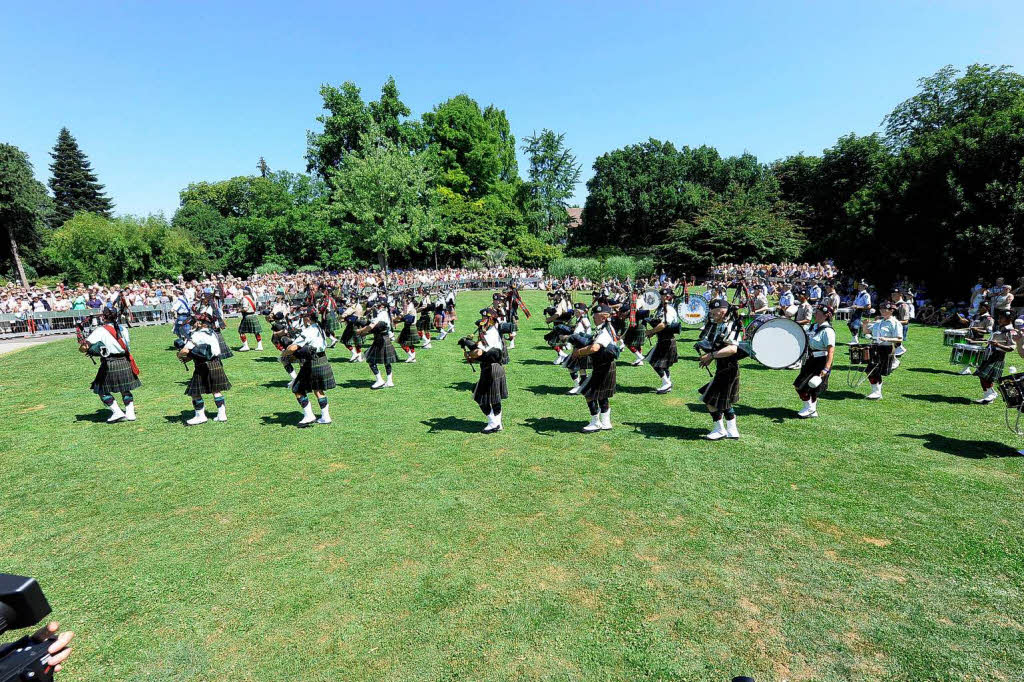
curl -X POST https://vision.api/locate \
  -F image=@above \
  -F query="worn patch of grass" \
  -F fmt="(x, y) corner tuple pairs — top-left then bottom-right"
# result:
(1, 290), (1022, 681)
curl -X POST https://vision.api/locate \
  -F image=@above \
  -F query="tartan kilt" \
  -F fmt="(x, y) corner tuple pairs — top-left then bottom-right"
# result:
(321, 312), (338, 335)
(794, 354), (829, 399)
(416, 313), (432, 332)
(700, 361), (740, 411)
(623, 324), (645, 349)
(976, 351), (1005, 383)
(340, 321), (364, 346)
(645, 337), (679, 370)
(432, 311), (445, 330)
(185, 358), (232, 397)
(366, 335), (399, 365)
(238, 314), (262, 335)
(91, 355), (141, 395)
(473, 362), (508, 406)
(398, 324), (419, 347)
(562, 351), (592, 373)
(294, 352), (336, 393)
(581, 358), (616, 401)
(214, 330), (233, 359)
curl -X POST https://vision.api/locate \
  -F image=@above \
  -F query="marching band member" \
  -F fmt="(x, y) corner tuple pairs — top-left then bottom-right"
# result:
(284, 307), (335, 426)
(319, 288), (340, 349)
(750, 284), (771, 315)
(177, 313), (231, 425)
(465, 310), (508, 433)
(625, 288), (649, 366)
(865, 301), (902, 400)
(824, 283), (841, 312)
(808, 281), (823, 305)
(892, 289), (911, 357)
(358, 300), (398, 389)
(564, 303), (592, 395)
(975, 309), (1016, 404)
(80, 307), (141, 423)
(573, 303), (618, 432)
(416, 290), (433, 349)
(545, 292), (573, 365)
(794, 293), (813, 329)
(504, 284), (521, 349)
(848, 282), (872, 344)
(793, 305), (836, 418)
(698, 300), (745, 440)
(237, 286), (263, 352)
(444, 289), (457, 334)
(778, 283), (795, 318)
(198, 288), (232, 360)
(398, 295), (419, 363)
(340, 296), (366, 362)
(644, 287), (680, 394)
(171, 286), (191, 340)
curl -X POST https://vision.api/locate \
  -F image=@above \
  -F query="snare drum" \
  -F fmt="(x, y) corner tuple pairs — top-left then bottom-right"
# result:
(997, 373), (1024, 409)
(848, 343), (872, 365)
(743, 314), (808, 369)
(943, 329), (968, 347)
(950, 342), (985, 368)
(835, 307), (852, 321)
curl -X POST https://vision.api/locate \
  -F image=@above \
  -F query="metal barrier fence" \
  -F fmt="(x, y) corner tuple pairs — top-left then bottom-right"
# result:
(0, 278), (545, 339)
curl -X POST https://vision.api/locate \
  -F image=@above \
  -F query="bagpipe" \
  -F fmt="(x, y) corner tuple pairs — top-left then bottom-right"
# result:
(505, 285), (531, 319)
(544, 322), (574, 348)
(75, 320), (99, 364)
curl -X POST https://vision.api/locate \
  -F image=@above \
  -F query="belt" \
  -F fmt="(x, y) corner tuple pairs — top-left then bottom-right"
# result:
(810, 350), (828, 358)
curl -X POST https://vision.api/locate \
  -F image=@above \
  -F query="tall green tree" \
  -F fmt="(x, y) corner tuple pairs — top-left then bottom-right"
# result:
(325, 126), (431, 269)
(306, 81), (372, 185)
(0, 144), (53, 286)
(47, 127), (114, 228)
(422, 94), (502, 198)
(521, 129), (581, 244)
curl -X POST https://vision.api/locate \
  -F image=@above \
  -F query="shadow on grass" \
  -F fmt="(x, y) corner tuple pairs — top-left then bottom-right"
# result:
(74, 411), (112, 423)
(903, 393), (973, 405)
(523, 416), (583, 435)
(825, 390), (866, 401)
(340, 379), (374, 389)
(623, 421), (706, 440)
(260, 411), (303, 428)
(253, 356), (281, 363)
(683, 402), (792, 422)
(421, 416), (482, 434)
(448, 381), (475, 391)
(898, 433), (1023, 459)
(908, 367), (961, 375)
(262, 380), (291, 389)
(162, 410), (193, 426)
(523, 384), (574, 396)
(519, 358), (560, 366)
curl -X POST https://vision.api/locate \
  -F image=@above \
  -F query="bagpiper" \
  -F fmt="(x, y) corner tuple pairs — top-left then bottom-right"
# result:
(177, 313), (231, 425)
(462, 308), (509, 433)
(237, 285), (263, 352)
(697, 299), (745, 440)
(644, 287), (681, 394)
(358, 299), (398, 389)
(79, 307), (141, 423)
(282, 307), (336, 426)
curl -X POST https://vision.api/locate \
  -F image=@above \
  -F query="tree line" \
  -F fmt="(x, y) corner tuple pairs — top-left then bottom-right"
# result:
(573, 64), (1024, 296)
(3, 65), (1022, 295)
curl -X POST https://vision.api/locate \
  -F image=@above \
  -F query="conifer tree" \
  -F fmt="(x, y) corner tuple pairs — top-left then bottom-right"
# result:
(48, 127), (114, 227)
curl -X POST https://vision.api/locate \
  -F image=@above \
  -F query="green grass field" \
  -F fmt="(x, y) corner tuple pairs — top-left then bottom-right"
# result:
(2, 290), (1023, 681)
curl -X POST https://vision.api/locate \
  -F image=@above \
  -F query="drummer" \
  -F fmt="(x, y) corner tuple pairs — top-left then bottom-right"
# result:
(808, 281), (823, 305)
(698, 299), (745, 440)
(975, 309), (1016, 404)
(793, 304), (836, 418)
(778, 283), (795, 318)
(825, 283), (841, 312)
(865, 301), (902, 400)
(849, 281), (872, 345)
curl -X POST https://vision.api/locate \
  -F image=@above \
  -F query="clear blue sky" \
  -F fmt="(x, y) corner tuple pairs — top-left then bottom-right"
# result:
(2, 0), (1022, 218)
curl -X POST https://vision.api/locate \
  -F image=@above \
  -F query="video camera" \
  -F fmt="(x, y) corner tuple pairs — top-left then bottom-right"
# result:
(0, 574), (58, 682)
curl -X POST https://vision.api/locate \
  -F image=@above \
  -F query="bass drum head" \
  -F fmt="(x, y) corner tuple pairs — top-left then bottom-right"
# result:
(676, 297), (708, 326)
(642, 289), (660, 308)
(745, 315), (807, 369)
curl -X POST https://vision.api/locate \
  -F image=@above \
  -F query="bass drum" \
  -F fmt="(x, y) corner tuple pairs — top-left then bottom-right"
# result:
(676, 296), (709, 326)
(742, 314), (807, 369)
(641, 289), (660, 308)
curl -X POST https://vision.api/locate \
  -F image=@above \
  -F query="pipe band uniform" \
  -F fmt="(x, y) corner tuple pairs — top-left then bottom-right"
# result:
(698, 299), (745, 440)
(360, 301), (398, 389)
(81, 307), (141, 423)
(178, 313), (231, 425)
(864, 301), (903, 400)
(645, 287), (681, 393)
(237, 287), (264, 351)
(285, 308), (336, 426)
(793, 305), (837, 418)
(578, 304), (619, 433)
(465, 314), (508, 434)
